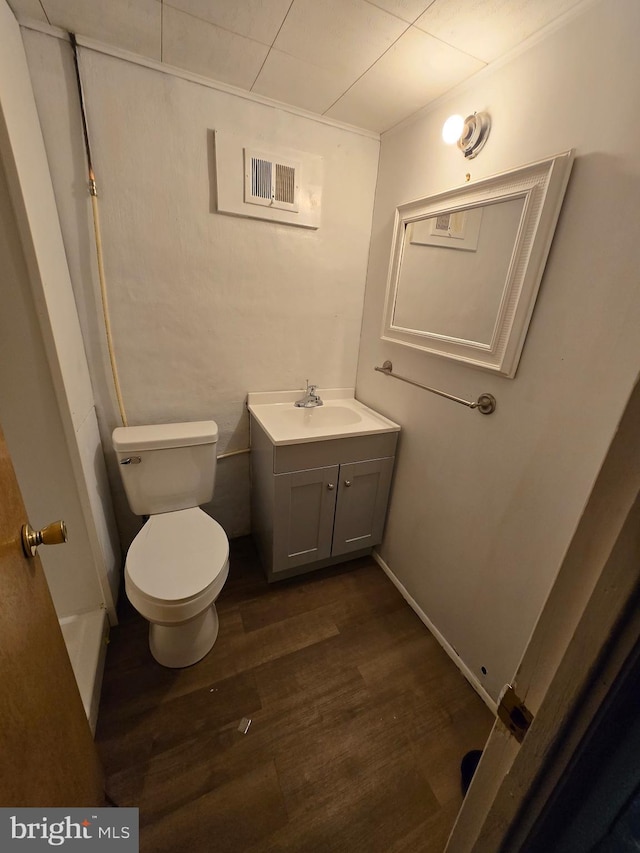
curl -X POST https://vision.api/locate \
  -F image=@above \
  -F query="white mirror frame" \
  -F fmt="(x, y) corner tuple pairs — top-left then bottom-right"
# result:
(382, 150), (574, 378)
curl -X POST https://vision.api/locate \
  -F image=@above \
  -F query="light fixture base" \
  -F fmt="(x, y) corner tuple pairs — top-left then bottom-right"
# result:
(458, 112), (491, 159)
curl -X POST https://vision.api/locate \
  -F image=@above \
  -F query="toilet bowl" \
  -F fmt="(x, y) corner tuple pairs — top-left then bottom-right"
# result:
(125, 507), (229, 667)
(112, 420), (230, 669)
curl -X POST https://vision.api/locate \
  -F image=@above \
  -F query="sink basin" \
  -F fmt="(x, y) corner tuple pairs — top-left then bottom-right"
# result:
(280, 406), (362, 428)
(247, 389), (400, 445)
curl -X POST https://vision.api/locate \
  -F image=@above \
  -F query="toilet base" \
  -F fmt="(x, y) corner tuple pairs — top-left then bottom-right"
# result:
(149, 604), (220, 668)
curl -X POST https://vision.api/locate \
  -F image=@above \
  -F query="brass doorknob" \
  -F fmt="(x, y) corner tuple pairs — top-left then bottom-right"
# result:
(21, 520), (68, 558)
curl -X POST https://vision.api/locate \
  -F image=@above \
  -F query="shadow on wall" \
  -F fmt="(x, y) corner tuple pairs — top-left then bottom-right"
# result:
(207, 128), (218, 216)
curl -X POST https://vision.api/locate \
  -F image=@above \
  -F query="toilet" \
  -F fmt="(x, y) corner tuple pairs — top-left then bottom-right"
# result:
(112, 421), (229, 668)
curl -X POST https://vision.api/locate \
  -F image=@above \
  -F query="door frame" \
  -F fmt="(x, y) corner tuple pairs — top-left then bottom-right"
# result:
(447, 374), (640, 850)
(0, 0), (118, 620)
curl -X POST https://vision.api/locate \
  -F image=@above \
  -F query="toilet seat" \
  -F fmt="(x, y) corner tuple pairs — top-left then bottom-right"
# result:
(125, 507), (229, 625)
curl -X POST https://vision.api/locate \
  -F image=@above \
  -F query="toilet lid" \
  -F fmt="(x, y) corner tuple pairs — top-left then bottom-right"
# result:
(126, 508), (229, 602)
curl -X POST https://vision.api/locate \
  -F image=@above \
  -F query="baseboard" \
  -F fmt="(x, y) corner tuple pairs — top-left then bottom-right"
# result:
(372, 550), (497, 715)
(59, 608), (110, 735)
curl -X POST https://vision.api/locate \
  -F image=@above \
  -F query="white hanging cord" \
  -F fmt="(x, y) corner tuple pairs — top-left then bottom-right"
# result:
(88, 174), (128, 426)
(69, 33), (128, 427)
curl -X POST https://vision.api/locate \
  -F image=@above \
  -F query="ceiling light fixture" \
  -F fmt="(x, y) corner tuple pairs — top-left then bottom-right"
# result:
(442, 112), (491, 159)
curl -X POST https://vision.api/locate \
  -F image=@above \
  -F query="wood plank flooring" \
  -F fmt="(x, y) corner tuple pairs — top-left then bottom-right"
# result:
(96, 537), (494, 852)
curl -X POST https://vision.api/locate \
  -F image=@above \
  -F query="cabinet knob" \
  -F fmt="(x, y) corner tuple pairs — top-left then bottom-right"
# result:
(327, 483), (335, 490)
(344, 480), (352, 487)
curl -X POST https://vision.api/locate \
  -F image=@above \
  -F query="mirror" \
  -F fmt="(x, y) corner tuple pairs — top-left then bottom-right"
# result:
(382, 151), (574, 377)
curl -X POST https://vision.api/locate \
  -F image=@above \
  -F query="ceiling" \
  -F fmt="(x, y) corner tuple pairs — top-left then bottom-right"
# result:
(9, 0), (586, 133)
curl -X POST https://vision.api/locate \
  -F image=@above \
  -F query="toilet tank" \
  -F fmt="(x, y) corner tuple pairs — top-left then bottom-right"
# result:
(112, 421), (219, 516)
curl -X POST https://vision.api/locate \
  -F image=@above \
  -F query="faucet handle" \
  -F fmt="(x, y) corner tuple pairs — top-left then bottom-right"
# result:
(308, 384), (317, 394)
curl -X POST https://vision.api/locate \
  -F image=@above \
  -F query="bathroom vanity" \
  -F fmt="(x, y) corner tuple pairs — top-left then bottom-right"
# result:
(247, 390), (400, 581)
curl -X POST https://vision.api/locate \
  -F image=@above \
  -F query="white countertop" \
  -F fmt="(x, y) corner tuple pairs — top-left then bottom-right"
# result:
(247, 388), (401, 445)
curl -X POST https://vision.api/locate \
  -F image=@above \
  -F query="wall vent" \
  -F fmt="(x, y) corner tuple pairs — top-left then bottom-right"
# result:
(215, 130), (322, 229)
(244, 149), (299, 213)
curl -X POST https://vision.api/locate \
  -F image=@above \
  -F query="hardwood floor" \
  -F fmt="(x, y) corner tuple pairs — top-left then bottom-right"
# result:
(96, 537), (494, 852)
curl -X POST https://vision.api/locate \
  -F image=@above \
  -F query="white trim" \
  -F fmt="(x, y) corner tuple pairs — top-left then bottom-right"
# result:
(16, 16), (380, 141)
(381, 151), (574, 377)
(372, 549), (497, 714)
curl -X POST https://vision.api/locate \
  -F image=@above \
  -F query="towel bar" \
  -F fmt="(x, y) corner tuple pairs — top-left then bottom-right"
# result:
(374, 361), (496, 415)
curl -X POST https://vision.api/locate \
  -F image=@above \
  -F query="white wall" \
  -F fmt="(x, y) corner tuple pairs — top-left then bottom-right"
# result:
(356, 0), (640, 702)
(21, 29), (380, 545)
(0, 0), (119, 619)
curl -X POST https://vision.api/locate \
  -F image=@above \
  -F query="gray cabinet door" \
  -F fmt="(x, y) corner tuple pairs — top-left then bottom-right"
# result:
(332, 457), (394, 557)
(273, 465), (339, 572)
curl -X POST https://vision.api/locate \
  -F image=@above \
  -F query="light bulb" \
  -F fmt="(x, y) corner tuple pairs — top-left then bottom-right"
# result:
(442, 114), (464, 145)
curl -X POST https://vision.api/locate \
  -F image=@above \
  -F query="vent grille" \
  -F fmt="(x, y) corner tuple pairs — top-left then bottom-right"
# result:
(275, 163), (296, 205)
(251, 158), (272, 200)
(244, 149), (299, 212)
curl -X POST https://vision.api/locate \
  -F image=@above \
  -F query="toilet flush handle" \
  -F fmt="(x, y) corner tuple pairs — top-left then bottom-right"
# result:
(21, 520), (68, 558)
(120, 456), (141, 465)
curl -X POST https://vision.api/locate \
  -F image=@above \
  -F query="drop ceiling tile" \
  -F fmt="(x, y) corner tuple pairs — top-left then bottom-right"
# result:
(252, 48), (354, 114)
(326, 25), (484, 132)
(415, 0), (584, 63)
(162, 6), (269, 89)
(365, 0), (436, 25)
(274, 0), (407, 78)
(40, 0), (162, 59)
(6, 0), (49, 22)
(164, 0), (293, 45)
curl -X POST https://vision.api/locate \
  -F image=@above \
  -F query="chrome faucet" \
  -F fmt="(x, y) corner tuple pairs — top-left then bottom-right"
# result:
(295, 381), (323, 408)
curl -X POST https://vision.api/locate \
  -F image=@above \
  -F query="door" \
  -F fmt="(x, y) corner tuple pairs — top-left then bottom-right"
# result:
(446, 376), (640, 851)
(273, 465), (339, 572)
(0, 422), (104, 806)
(332, 456), (394, 557)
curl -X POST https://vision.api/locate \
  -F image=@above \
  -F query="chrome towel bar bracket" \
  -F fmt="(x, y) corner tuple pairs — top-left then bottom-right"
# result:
(374, 361), (496, 415)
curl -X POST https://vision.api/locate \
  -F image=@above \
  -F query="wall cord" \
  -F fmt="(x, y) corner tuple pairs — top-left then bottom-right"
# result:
(69, 33), (128, 427)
